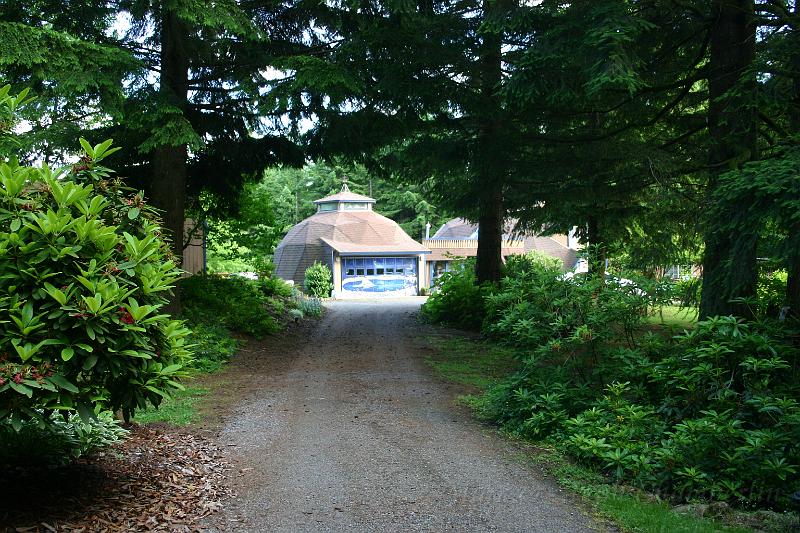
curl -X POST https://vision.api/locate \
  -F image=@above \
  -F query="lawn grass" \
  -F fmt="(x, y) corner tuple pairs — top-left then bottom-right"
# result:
(597, 492), (750, 533)
(425, 335), (519, 390)
(648, 305), (698, 329)
(549, 455), (752, 533)
(133, 385), (208, 426)
(424, 333), (757, 533)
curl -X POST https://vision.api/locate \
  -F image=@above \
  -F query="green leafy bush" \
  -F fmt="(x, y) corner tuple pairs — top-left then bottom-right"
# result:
(756, 268), (789, 317)
(484, 268), (800, 508)
(484, 265), (649, 351)
(180, 274), (280, 337)
(184, 323), (239, 373)
(0, 410), (128, 465)
(0, 139), (191, 425)
(303, 262), (333, 298)
(421, 259), (491, 330)
(430, 253), (800, 510)
(259, 275), (293, 298)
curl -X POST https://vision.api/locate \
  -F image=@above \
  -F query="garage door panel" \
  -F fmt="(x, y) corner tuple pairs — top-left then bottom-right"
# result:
(341, 256), (418, 296)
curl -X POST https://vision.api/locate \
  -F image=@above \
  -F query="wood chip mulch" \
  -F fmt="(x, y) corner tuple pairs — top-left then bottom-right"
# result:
(0, 425), (232, 532)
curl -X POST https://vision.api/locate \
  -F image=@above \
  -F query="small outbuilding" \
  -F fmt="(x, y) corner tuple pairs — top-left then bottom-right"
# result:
(273, 185), (430, 297)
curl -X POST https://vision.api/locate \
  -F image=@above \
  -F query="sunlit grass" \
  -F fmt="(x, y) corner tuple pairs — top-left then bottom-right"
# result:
(649, 305), (698, 329)
(133, 386), (208, 426)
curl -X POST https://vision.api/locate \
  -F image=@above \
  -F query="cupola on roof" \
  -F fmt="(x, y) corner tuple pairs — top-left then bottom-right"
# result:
(313, 183), (375, 206)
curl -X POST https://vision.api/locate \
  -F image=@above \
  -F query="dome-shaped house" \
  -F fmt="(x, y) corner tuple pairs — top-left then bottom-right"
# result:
(273, 185), (430, 297)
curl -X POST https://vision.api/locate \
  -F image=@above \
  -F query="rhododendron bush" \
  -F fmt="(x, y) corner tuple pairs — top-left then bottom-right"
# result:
(0, 104), (192, 426)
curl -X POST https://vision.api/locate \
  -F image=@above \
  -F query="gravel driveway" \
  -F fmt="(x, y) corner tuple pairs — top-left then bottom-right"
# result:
(209, 299), (601, 532)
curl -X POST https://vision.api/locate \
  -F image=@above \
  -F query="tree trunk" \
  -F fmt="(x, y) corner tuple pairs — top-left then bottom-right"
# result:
(475, 180), (504, 283)
(700, 0), (757, 319)
(786, 6), (800, 320)
(587, 215), (606, 280)
(150, 9), (189, 314)
(473, 0), (505, 285)
(787, 224), (800, 320)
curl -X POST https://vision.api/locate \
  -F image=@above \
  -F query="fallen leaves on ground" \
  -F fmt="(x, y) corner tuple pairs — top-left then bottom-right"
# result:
(0, 425), (231, 532)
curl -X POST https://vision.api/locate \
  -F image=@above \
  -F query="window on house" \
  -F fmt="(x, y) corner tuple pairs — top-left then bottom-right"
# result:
(366, 268), (374, 275)
(342, 202), (369, 211)
(346, 268), (355, 276)
(376, 268), (384, 275)
(318, 203), (337, 212)
(396, 268), (404, 275)
(356, 268), (365, 276)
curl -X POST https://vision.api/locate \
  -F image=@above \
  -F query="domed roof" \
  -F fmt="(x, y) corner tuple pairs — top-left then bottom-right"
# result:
(314, 190), (375, 204)
(273, 210), (429, 285)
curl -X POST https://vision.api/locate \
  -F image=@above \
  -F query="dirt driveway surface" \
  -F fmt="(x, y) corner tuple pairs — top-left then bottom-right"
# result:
(207, 299), (601, 532)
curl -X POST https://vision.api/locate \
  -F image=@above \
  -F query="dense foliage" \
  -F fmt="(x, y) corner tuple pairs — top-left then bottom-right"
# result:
(303, 262), (333, 298)
(0, 137), (191, 425)
(1, 2), (309, 270)
(0, 410), (128, 465)
(180, 274), (288, 338)
(421, 259), (491, 331)
(425, 263), (800, 510)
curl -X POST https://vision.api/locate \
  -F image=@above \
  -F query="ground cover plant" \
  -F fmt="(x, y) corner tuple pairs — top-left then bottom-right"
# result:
(180, 274), (283, 338)
(0, 410), (128, 465)
(425, 335), (772, 533)
(422, 256), (800, 514)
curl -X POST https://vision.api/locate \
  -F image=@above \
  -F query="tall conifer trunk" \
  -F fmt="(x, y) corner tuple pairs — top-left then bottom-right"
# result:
(587, 216), (606, 280)
(475, 179), (503, 283)
(788, 224), (800, 319)
(474, 0), (504, 284)
(786, 4), (800, 319)
(151, 8), (189, 313)
(700, 0), (757, 318)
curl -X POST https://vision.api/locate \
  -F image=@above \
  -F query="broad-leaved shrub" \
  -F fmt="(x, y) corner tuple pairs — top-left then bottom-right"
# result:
(180, 274), (280, 337)
(421, 259), (491, 330)
(0, 139), (191, 425)
(429, 247), (800, 509)
(303, 262), (333, 298)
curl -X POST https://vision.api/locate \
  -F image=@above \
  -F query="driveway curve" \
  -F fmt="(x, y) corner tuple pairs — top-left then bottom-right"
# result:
(209, 299), (601, 532)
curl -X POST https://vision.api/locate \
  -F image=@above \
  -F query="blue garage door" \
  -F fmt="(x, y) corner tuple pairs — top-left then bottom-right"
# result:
(342, 257), (417, 296)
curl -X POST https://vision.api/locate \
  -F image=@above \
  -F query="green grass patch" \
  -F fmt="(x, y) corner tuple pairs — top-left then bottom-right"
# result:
(648, 305), (698, 329)
(425, 335), (519, 391)
(597, 492), (750, 533)
(133, 386), (208, 426)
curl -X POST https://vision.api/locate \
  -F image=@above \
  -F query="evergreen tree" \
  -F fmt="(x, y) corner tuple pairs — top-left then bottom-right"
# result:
(0, 1), (315, 241)
(499, 1), (709, 279)
(0, 1), (318, 309)
(273, 0), (517, 283)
